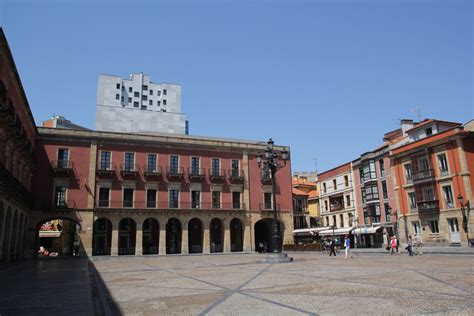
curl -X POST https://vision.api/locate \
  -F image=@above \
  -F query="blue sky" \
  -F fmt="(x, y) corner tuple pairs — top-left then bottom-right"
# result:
(1, 0), (472, 173)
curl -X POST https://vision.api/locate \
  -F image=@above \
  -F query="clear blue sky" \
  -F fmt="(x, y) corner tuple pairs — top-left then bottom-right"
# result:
(1, 0), (472, 173)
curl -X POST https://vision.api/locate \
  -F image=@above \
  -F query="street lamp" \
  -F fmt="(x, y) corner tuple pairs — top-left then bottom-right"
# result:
(257, 138), (292, 262)
(457, 194), (471, 245)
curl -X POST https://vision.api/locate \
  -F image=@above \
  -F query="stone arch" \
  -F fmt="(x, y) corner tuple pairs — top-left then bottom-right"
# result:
(210, 218), (223, 253)
(188, 218), (203, 254)
(93, 217), (112, 255)
(254, 218), (283, 253)
(230, 218), (244, 252)
(166, 218), (181, 254)
(118, 218), (136, 255)
(143, 218), (159, 255)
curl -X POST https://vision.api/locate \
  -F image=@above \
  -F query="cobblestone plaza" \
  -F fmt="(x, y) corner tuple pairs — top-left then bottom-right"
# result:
(1, 252), (473, 315)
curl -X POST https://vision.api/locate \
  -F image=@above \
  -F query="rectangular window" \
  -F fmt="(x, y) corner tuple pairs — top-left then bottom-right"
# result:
(232, 192), (241, 209)
(211, 158), (220, 176)
(141, 105), (147, 110)
(212, 191), (221, 209)
(121, 96), (124, 102)
(54, 186), (67, 207)
(98, 187), (110, 207)
(116, 83), (120, 89)
(147, 154), (157, 173)
(264, 192), (272, 209)
(417, 157), (430, 171)
(146, 189), (156, 208)
(134, 91), (139, 97)
(362, 160), (377, 181)
(363, 209), (369, 225)
(404, 164), (413, 182)
(149, 89), (153, 95)
(408, 192), (417, 211)
(170, 155), (179, 174)
(115, 94), (119, 100)
(333, 179), (337, 190)
(163, 89), (167, 95)
(142, 85), (148, 91)
(124, 152), (135, 171)
(381, 181), (388, 199)
(169, 189), (179, 208)
(359, 168), (364, 184)
(365, 184), (379, 201)
(149, 100), (153, 106)
(412, 221), (421, 235)
(57, 148), (69, 168)
(163, 99), (167, 105)
(122, 85), (125, 91)
(437, 154), (449, 175)
(157, 90), (161, 96)
(128, 97), (132, 103)
(191, 157), (200, 174)
(100, 151), (111, 170)
(191, 190), (200, 209)
(379, 159), (385, 178)
(346, 195), (351, 207)
(373, 204), (381, 223)
(231, 159), (239, 177)
(133, 101), (139, 107)
(429, 220), (439, 233)
(157, 100), (161, 106)
(442, 185), (454, 208)
(361, 189), (366, 204)
(426, 127), (432, 136)
(123, 188), (134, 208)
(384, 203), (391, 222)
(344, 175), (349, 187)
(129, 87), (132, 93)
(142, 95), (148, 101)
(324, 200), (328, 211)
(323, 183), (327, 193)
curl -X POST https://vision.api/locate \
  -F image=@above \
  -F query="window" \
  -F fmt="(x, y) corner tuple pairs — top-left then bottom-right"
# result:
(169, 155), (179, 174)
(365, 184), (379, 201)
(124, 152), (135, 171)
(412, 221), (421, 235)
(379, 159), (385, 177)
(408, 192), (417, 211)
(142, 85), (148, 91)
(232, 191), (241, 209)
(363, 209), (369, 225)
(121, 96), (124, 102)
(116, 83), (120, 89)
(123, 188), (134, 208)
(429, 220), (439, 234)
(149, 100), (153, 106)
(404, 164), (413, 182)
(264, 192), (272, 209)
(231, 159), (239, 177)
(134, 91), (139, 97)
(129, 87), (132, 93)
(333, 179), (337, 190)
(157, 90), (161, 96)
(147, 189), (157, 208)
(417, 156), (430, 171)
(323, 183), (327, 193)
(115, 94), (119, 100)
(346, 195), (351, 207)
(133, 101), (139, 107)
(142, 95), (147, 101)
(54, 186), (67, 207)
(442, 185), (454, 208)
(344, 175), (349, 187)
(57, 148), (69, 168)
(361, 189), (366, 204)
(373, 204), (381, 223)
(437, 154), (449, 175)
(324, 200), (328, 211)
(212, 191), (221, 209)
(169, 189), (179, 208)
(191, 190), (200, 208)
(141, 105), (147, 110)
(384, 203), (391, 222)
(162, 99), (167, 106)
(340, 214), (344, 227)
(163, 89), (167, 95)
(98, 187), (110, 207)
(157, 100), (161, 106)
(191, 157), (200, 174)
(128, 97), (132, 103)
(359, 168), (364, 184)
(149, 89), (153, 95)
(100, 151), (111, 170)
(122, 85), (125, 91)
(425, 127), (432, 136)
(381, 181), (388, 199)
(211, 158), (220, 176)
(147, 154), (157, 173)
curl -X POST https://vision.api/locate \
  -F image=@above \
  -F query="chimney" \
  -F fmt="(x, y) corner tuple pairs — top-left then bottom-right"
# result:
(401, 119), (414, 136)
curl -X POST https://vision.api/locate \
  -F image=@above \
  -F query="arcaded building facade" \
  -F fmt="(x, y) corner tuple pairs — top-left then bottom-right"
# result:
(31, 128), (294, 257)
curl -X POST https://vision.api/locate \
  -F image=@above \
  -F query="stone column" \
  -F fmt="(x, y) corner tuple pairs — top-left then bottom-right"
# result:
(0, 207), (6, 260)
(111, 222), (119, 256)
(87, 141), (98, 209)
(224, 220), (231, 253)
(159, 225), (166, 255)
(243, 216), (253, 252)
(242, 150), (250, 212)
(136, 228), (143, 256)
(203, 220), (210, 254)
(181, 220), (189, 254)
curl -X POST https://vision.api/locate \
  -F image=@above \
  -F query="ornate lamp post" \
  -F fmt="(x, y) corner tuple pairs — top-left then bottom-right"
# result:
(457, 194), (471, 246)
(257, 138), (292, 262)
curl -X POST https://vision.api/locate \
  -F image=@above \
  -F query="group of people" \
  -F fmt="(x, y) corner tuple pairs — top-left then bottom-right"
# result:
(38, 246), (58, 257)
(387, 235), (423, 256)
(323, 236), (352, 259)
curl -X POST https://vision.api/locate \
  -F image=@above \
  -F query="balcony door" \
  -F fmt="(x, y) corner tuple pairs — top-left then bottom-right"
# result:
(447, 218), (461, 244)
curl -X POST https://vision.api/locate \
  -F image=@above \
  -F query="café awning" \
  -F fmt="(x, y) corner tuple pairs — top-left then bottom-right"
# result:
(293, 227), (332, 236)
(319, 227), (354, 236)
(353, 226), (383, 235)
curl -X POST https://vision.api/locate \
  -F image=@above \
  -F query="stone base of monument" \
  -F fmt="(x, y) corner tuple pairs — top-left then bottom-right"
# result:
(261, 252), (293, 263)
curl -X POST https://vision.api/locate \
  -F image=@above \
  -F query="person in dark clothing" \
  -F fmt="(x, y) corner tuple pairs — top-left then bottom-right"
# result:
(329, 238), (337, 256)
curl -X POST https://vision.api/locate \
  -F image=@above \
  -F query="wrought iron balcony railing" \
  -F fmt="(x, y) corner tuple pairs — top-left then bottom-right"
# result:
(209, 168), (225, 182)
(228, 169), (244, 182)
(259, 203), (280, 211)
(417, 200), (439, 213)
(166, 166), (185, 178)
(53, 199), (77, 209)
(95, 200), (246, 210)
(97, 163), (116, 175)
(413, 169), (435, 183)
(51, 160), (74, 173)
(142, 165), (162, 176)
(188, 167), (205, 181)
(120, 164), (139, 174)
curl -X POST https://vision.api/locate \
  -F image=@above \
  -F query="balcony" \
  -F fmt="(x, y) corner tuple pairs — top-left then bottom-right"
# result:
(51, 160), (74, 176)
(260, 170), (272, 185)
(405, 175), (413, 184)
(142, 165), (162, 179)
(166, 166), (185, 181)
(96, 163), (116, 176)
(95, 200), (246, 210)
(417, 200), (440, 213)
(188, 167), (205, 182)
(120, 164), (139, 177)
(329, 204), (345, 212)
(209, 169), (225, 183)
(259, 203), (280, 211)
(228, 169), (245, 183)
(439, 168), (450, 177)
(52, 199), (77, 210)
(413, 169), (435, 183)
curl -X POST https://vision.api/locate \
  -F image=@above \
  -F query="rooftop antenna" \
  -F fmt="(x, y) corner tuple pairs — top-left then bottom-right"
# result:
(313, 157), (318, 174)
(410, 107), (421, 122)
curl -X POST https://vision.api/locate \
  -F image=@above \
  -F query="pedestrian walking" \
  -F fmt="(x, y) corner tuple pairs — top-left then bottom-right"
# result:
(329, 238), (337, 256)
(344, 235), (351, 259)
(407, 235), (413, 256)
(390, 236), (397, 255)
(414, 234), (423, 255)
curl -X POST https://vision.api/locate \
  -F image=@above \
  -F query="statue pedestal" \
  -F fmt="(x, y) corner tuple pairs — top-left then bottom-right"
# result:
(261, 252), (293, 263)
